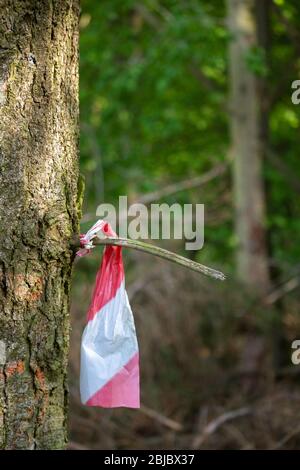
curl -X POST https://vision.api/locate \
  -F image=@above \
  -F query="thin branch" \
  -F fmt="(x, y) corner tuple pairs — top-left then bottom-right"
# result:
(265, 276), (300, 305)
(140, 404), (183, 432)
(266, 149), (300, 194)
(224, 423), (254, 450)
(80, 163), (228, 224)
(138, 163), (227, 205)
(74, 237), (226, 281)
(191, 407), (252, 449)
(272, 425), (300, 450)
(134, 3), (162, 30)
(189, 65), (221, 93)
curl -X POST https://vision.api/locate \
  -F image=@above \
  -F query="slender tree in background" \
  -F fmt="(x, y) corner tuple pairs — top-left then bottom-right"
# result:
(227, 0), (270, 293)
(0, 0), (80, 449)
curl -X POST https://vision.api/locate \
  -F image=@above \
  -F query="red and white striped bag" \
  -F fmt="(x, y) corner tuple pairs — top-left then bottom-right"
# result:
(77, 220), (140, 408)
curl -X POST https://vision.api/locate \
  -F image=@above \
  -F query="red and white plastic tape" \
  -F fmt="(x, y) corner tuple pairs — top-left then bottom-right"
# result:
(77, 220), (140, 408)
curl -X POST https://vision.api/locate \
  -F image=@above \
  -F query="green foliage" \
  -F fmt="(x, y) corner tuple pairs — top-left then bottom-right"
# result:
(79, 0), (300, 275)
(80, 0), (227, 194)
(245, 46), (268, 77)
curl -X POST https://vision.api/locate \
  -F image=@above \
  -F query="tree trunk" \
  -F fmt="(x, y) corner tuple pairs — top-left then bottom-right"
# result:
(227, 0), (270, 293)
(0, 0), (80, 449)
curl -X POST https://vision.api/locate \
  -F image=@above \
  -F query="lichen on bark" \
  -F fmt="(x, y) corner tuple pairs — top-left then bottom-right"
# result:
(0, 0), (80, 449)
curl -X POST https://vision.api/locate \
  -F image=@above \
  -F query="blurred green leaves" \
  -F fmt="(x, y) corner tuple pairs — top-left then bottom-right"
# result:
(79, 0), (300, 273)
(245, 46), (268, 77)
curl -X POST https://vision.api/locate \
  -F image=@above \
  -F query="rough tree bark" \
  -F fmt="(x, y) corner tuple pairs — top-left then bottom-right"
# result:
(0, 0), (80, 449)
(227, 0), (270, 293)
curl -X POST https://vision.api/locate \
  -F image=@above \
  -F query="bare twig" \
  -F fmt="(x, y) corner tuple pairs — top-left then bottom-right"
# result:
(265, 276), (300, 305)
(191, 407), (252, 448)
(272, 425), (300, 450)
(80, 163), (228, 224)
(224, 423), (254, 450)
(75, 237), (226, 281)
(135, 3), (162, 30)
(189, 65), (221, 93)
(266, 150), (300, 194)
(138, 163), (227, 205)
(140, 404), (183, 432)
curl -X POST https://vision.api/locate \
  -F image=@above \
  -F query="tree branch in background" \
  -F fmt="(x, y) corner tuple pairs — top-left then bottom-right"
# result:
(272, 2), (300, 57)
(265, 275), (300, 305)
(140, 405), (183, 432)
(189, 65), (221, 93)
(80, 162), (228, 223)
(266, 149), (300, 194)
(135, 3), (223, 95)
(134, 3), (162, 30)
(273, 425), (300, 450)
(136, 163), (227, 205)
(191, 407), (252, 449)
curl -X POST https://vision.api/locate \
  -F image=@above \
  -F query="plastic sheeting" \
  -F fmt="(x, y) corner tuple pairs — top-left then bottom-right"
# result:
(77, 220), (140, 408)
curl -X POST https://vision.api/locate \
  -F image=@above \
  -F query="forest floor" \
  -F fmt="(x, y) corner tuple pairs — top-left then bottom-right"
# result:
(69, 253), (300, 450)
